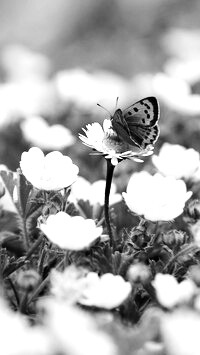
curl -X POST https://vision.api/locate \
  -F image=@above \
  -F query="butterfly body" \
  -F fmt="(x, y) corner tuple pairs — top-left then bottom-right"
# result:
(111, 96), (160, 149)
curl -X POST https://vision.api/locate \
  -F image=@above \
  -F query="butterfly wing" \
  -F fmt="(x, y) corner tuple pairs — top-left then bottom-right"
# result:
(123, 96), (159, 127)
(111, 97), (160, 149)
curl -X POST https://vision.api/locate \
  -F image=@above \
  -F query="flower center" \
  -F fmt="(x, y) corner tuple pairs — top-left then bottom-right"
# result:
(102, 129), (130, 153)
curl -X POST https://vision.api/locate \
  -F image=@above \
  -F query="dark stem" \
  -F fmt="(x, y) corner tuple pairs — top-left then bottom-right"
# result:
(104, 159), (115, 248)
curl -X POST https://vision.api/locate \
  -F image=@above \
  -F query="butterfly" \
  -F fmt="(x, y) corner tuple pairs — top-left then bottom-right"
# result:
(111, 96), (160, 149)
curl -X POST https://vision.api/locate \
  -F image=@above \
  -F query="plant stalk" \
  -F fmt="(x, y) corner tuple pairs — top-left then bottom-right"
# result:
(104, 159), (115, 248)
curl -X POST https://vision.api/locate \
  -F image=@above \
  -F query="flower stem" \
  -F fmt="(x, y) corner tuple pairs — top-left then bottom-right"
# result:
(104, 159), (115, 249)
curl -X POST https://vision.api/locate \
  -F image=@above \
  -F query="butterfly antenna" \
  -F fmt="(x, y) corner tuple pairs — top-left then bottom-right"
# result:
(115, 97), (119, 111)
(97, 103), (111, 116)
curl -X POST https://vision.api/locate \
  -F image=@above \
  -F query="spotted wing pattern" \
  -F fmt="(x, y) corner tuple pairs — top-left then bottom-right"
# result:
(111, 96), (160, 149)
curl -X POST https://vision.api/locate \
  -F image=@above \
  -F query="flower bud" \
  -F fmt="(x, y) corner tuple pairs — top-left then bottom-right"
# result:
(159, 230), (190, 248)
(16, 269), (40, 292)
(128, 263), (151, 284)
(184, 199), (200, 224)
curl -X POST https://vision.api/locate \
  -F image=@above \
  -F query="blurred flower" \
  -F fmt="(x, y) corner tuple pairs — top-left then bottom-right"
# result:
(42, 299), (116, 355)
(0, 298), (51, 355)
(79, 119), (154, 166)
(55, 68), (129, 110)
(128, 263), (151, 284)
(39, 211), (102, 250)
(122, 172), (192, 221)
(161, 310), (200, 355)
(70, 176), (121, 206)
(20, 147), (79, 190)
(78, 272), (131, 309)
(1, 44), (51, 82)
(20, 116), (75, 150)
(152, 273), (197, 308)
(152, 143), (200, 180)
(0, 81), (58, 127)
(164, 57), (200, 85)
(50, 266), (88, 303)
(132, 72), (200, 115)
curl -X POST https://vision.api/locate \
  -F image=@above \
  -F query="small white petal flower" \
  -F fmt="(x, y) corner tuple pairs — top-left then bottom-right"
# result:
(20, 147), (79, 190)
(42, 300), (116, 355)
(21, 116), (75, 150)
(78, 272), (132, 309)
(79, 119), (154, 166)
(122, 171), (192, 221)
(152, 273), (197, 308)
(70, 176), (121, 206)
(39, 211), (102, 250)
(152, 143), (200, 179)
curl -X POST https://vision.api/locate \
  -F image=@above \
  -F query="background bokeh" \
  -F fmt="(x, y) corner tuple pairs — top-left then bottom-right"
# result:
(0, 0), (200, 187)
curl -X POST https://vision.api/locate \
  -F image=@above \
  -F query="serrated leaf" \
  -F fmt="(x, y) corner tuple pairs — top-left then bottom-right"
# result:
(17, 171), (33, 216)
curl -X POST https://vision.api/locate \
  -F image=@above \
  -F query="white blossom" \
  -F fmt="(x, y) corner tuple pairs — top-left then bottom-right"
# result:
(152, 273), (197, 308)
(79, 119), (154, 166)
(122, 171), (192, 221)
(39, 211), (102, 250)
(20, 147), (79, 190)
(21, 116), (75, 150)
(78, 272), (132, 309)
(152, 143), (200, 179)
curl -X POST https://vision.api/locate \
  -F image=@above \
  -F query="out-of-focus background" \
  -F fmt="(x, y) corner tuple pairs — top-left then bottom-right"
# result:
(0, 0), (200, 185)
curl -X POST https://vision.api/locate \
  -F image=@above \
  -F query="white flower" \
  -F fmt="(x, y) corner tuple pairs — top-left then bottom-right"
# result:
(70, 176), (121, 206)
(50, 267), (88, 304)
(20, 116), (75, 150)
(152, 143), (200, 180)
(0, 298), (51, 355)
(79, 119), (154, 166)
(42, 300), (116, 355)
(122, 171), (192, 221)
(39, 211), (102, 250)
(164, 57), (200, 85)
(78, 272), (132, 309)
(54, 68), (128, 110)
(20, 147), (79, 190)
(161, 310), (200, 355)
(152, 273), (197, 308)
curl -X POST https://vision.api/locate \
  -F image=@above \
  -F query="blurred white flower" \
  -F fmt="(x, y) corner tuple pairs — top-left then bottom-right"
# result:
(164, 57), (200, 85)
(1, 44), (51, 82)
(0, 298), (51, 355)
(39, 211), (102, 250)
(152, 273), (197, 308)
(132, 72), (200, 115)
(79, 119), (154, 166)
(70, 176), (121, 206)
(20, 147), (79, 190)
(122, 171), (192, 221)
(78, 272), (132, 309)
(50, 266), (88, 303)
(152, 143), (200, 180)
(21, 116), (75, 150)
(43, 300), (116, 355)
(161, 310), (200, 355)
(0, 81), (58, 127)
(55, 68), (129, 110)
